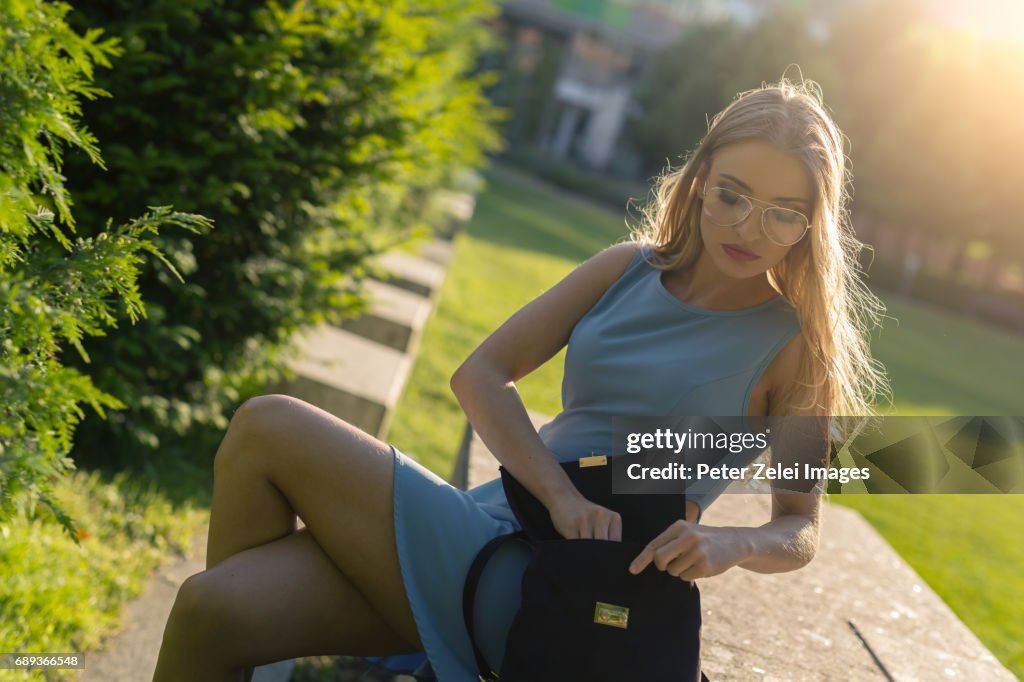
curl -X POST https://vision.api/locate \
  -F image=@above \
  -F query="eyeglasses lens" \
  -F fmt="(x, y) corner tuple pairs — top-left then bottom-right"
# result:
(704, 187), (808, 246)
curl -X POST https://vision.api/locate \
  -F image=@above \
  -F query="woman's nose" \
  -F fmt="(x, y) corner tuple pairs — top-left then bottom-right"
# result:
(735, 208), (763, 240)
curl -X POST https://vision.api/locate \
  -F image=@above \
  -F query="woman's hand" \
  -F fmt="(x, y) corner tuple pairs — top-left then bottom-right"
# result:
(547, 490), (623, 541)
(629, 520), (750, 580)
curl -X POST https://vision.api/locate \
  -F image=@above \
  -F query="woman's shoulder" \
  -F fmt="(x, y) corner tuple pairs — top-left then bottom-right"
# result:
(573, 241), (646, 288)
(594, 241), (644, 269)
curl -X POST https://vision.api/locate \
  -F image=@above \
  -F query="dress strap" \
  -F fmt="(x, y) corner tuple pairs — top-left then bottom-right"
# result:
(462, 530), (528, 680)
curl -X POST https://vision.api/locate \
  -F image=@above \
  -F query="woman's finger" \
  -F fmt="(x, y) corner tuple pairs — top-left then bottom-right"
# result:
(629, 520), (686, 573)
(653, 519), (689, 547)
(563, 518), (582, 540)
(593, 513), (610, 541)
(626, 540), (667, 573)
(633, 537), (681, 573)
(630, 536), (675, 573)
(652, 536), (688, 571)
(609, 512), (622, 543)
(629, 547), (653, 574)
(665, 549), (698, 578)
(578, 518), (593, 540)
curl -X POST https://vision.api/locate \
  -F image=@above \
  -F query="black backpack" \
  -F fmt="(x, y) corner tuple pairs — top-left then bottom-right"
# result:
(462, 455), (707, 682)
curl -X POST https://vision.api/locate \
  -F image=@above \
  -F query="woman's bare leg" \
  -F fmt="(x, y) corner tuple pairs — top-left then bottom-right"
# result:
(154, 394), (424, 680)
(205, 402), (298, 570)
(202, 407), (299, 682)
(154, 528), (419, 681)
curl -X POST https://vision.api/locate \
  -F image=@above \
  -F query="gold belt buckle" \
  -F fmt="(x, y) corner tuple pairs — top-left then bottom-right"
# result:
(594, 601), (630, 628)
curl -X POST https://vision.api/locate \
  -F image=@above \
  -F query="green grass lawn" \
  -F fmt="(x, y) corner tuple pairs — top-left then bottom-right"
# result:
(870, 294), (1024, 416)
(387, 167), (635, 475)
(834, 296), (1024, 675)
(388, 163), (1024, 677)
(0, 469), (207, 681)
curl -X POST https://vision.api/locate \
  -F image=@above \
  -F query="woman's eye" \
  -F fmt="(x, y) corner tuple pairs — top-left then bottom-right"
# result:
(772, 210), (803, 225)
(715, 189), (740, 205)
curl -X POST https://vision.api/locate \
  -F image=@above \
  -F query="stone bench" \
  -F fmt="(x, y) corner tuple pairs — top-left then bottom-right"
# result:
(453, 418), (1016, 682)
(339, 278), (434, 354)
(272, 242), (452, 440)
(432, 187), (477, 240)
(370, 250), (447, 300)
(272, 323), (413, 439)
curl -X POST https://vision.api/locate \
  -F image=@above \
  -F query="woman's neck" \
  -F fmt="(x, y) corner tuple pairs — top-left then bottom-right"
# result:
(665, 251), (778, 311)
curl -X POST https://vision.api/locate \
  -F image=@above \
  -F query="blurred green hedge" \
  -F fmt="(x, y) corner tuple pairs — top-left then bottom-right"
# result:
(500, 146), (651, 213)
(861, 258), (1024, 332)
(59, 0), (503, 470)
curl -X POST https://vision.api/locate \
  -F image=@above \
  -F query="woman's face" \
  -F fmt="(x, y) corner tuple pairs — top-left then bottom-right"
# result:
(697, 139), (814, 279)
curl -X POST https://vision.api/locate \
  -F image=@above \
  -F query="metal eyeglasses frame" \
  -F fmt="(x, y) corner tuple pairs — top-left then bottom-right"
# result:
(701, 184), (811, 247)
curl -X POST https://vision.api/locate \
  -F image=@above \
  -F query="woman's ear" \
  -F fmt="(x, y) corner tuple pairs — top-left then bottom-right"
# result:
(695, 159), (710, 198)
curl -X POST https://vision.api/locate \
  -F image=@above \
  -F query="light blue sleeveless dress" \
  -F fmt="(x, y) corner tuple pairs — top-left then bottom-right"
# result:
(389, 244), (801, 681)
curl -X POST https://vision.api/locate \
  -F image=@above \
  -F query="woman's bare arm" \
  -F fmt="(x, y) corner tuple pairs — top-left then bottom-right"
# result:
(718, 491), (821, 574)
(734, 334), (824, 572)
(630, 333), (825, 578)
(449, 242), (640, 532)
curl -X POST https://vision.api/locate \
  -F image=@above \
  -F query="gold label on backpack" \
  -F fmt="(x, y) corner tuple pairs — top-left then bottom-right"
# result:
(579, 455), (608, 468)
(594, 601), (629, 628)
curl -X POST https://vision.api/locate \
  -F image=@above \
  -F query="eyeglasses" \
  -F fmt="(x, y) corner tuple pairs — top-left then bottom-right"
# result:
(701, 185), (810, 247)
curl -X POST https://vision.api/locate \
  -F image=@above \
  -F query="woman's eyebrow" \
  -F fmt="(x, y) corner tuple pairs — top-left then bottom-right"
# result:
(718, 173), (810, 205)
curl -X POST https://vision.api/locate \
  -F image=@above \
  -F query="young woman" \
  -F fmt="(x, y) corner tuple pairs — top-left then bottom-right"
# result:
(153, 77), (890, 681)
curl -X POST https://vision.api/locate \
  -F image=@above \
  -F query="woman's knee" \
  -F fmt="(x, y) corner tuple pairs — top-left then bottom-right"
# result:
(216, 394), (324, 472)
(170, 570), (249, 644)
(167, 572), (220, 643)
(231, 394), (298, 439)
(229, 394), (367, 445)
(219, 394), (384, 474)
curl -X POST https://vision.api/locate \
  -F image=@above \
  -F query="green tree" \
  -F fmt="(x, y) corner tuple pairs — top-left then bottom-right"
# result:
(629, 8), (822, 175)
(0, 0), (211, 536)
(826, 0), (1024, 294)
(487, 23), (565, 147)
(629, 20), (739, 173)
(60, 0), (502, 470)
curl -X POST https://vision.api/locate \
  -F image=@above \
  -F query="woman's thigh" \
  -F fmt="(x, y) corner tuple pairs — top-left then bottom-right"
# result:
(219, 393), (420, 647)
(181, 528), (419, 666)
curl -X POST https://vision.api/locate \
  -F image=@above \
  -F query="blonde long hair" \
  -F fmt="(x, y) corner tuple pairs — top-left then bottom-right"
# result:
(631, 77), (892, 430)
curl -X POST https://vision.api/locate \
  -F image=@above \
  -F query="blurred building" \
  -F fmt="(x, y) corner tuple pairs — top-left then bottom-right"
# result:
(490, 0), (702, 171)
(487, 0), (853, 173)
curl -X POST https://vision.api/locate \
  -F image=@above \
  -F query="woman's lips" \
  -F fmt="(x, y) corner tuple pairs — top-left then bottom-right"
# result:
(722, 244), (759, 261)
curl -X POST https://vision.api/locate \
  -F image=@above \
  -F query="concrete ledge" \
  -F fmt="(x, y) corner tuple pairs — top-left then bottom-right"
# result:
(370, 251), (446, 299)
(417, 239), (456, 267)
(273, 324), (412, 439)
(433, 189), (476, 240)
(699, 491), (1015, 681)
(340, 279), (433, 353)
